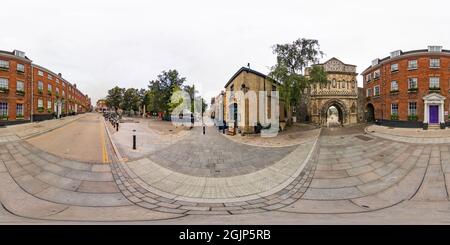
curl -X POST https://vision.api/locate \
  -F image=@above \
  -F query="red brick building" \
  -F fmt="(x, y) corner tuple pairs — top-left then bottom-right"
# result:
(362, 46), (450, 129)
(0, 49), (91, 125)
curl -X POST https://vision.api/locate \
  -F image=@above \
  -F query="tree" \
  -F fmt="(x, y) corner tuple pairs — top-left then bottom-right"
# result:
(269, 38), (327, 124)
(148, 70), (186, 116)
(273, 38), (324, 75)
(106, 86), (125, 110)
(122, 88), (140, 112)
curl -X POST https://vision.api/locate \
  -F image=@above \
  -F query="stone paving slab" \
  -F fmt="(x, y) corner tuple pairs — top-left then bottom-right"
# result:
(47, 205), (185, 221)
(35, 186), (131, 207)
(413, 165), (449, 201)
(281, 199), (366, 213)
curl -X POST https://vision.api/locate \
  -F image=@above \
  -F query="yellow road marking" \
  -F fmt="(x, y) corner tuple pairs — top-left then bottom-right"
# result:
(99, 117), (109, 163)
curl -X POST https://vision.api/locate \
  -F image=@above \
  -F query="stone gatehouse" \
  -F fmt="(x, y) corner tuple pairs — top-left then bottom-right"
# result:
(305, 58), (360, 126)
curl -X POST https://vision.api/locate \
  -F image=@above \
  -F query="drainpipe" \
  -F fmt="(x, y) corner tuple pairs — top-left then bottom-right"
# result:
(30, 65), (34, 123)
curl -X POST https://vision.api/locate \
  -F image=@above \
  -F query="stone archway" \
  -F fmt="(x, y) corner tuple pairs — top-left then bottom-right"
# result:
(320, 99), (348, 126)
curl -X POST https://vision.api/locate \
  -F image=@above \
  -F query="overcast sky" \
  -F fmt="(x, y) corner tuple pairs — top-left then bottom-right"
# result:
(1, 0), (449, 105)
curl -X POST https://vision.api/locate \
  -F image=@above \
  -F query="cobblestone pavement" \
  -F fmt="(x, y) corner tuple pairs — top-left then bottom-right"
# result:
(0, 118), (449, 223)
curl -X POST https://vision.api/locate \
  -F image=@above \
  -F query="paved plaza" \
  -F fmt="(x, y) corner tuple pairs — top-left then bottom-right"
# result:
(0, 113), (449, 224)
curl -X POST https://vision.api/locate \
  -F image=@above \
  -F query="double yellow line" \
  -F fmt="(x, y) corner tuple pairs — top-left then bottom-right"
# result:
(99, 116), (109, 163)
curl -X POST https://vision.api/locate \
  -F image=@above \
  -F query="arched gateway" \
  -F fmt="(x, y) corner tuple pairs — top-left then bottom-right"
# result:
(305, 58), (359, 126)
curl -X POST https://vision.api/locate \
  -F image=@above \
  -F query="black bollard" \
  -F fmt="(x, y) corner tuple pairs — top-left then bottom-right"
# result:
(116, 122), (119, 131)
(203, 125), (205, 135)
(132, 129), (136, 150)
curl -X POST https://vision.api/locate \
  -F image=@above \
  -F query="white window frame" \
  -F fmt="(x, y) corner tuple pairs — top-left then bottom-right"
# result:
(38, 81), (44, 91)
(0, 60), (9, 69)
(391, 63), (399, 72)
(429, 77), (440, 88)
(408, 102), (417, 116)
(408, 77), (418, 89)
(390, 50), (401, 58)
(408, 60), (418, 70)
(37, 99), (43, 108)
(47, 100), (52, 110)
(38, 70), (44, 76)
(17, 63), (25, 72)
(374, 70), (381, 79)
(0, 78), (8, 89)
(16, 104), (24, 117)
(0, 102), (8, 117)
(391, 81), (399, 91)
(48, 74), (52, 80)
(391, 103), (398, 115)
(428, 46), (442, 52)
(16, 80), (24, 92)
(430, 58), (440, 68)
(374, 85), (380, 96)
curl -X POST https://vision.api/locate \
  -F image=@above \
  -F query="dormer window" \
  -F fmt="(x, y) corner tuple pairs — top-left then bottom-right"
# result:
(372, 59), (379, 66)
(428, 46), (442, 52)
(390, 50), (402, 58)
(13, 50), (25, 58)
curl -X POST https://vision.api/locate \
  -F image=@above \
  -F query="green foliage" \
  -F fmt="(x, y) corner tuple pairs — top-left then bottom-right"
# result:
(408, 114), (418, 121)
(269, 38), (326, 124)
(391, 113), (399, 120)
(106, 86), (125, 110)
(122, 88), (141, 111)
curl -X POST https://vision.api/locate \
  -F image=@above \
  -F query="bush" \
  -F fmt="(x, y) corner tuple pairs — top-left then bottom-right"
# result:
(391, 113), (399, 120)
(408, 115), (418, 121)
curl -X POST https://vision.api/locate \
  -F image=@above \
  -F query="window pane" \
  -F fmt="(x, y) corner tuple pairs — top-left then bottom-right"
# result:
(0, 102), (8, 116)
(0, 78), (8, 89)
(0, 60), (9, 69)
(16, 104), (23, 116)
(17, 64), (25, 72)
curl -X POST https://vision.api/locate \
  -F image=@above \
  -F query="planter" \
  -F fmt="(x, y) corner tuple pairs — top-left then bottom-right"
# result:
(429, 88), (440, 93)
(408, 115), (418, 121)
(440, 123), (446, 129)
(390, 90), (400, 95)
(423, 123), (428, 130)
(16, 91), (25, 96)
(390, 114), (399, 120)
(0, 88), (9, 93)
